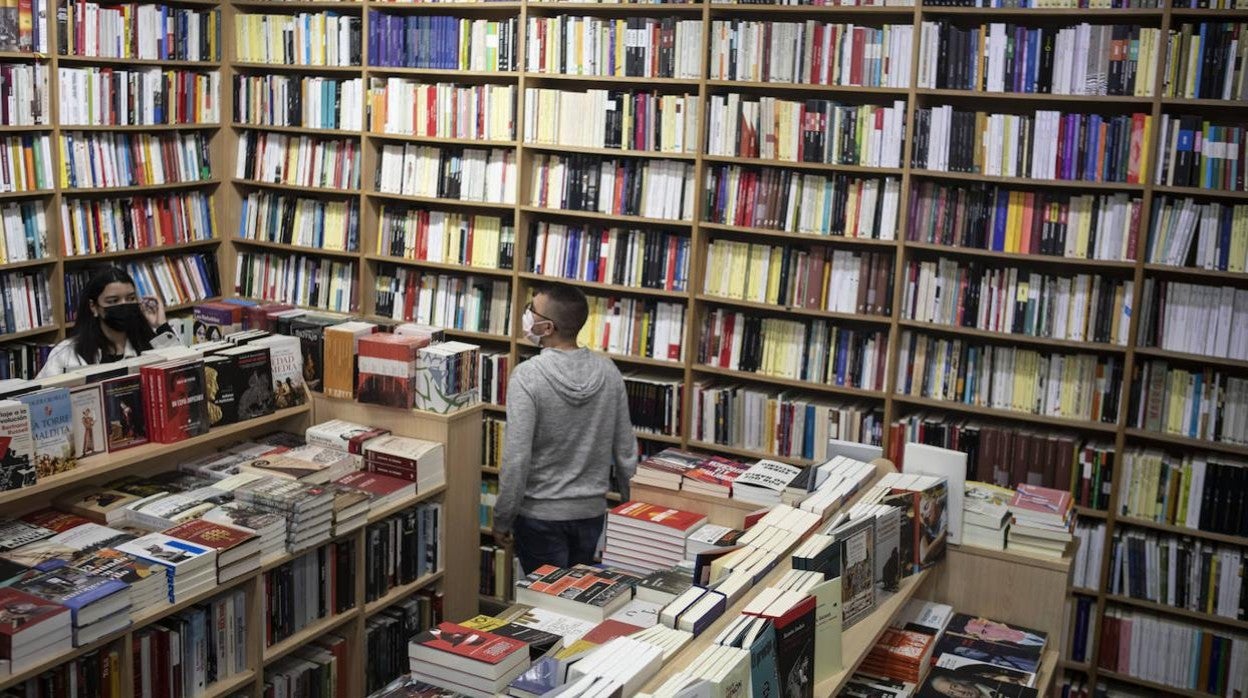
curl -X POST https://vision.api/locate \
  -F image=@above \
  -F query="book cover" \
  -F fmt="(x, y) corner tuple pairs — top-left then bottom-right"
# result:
(749, 620), (781, 698)
(68, 385), (105, 460)
(163, 519), (257, 563)
(608, 502), (706, 534)
(219, 345), (275, 420)
(323, 322), (377, 400)
(1010, 484), (1072, 526)
(114, 533), (215, 572)
(20, 509), (89, 534)
(67, 548), (165, 590)
(916, 666), (1039, 698)
(932, 655), (1036, 687)
(306, 419), (389, 455)
(16, 388), (75, 478)
(201, 354), (236, 427)
(490, 622), (564, 660)
(0, 588), (69, 648)
(682, 456), (749, 494)
(944, 614), (1048, 652)
(101, 375), (147, 451)
(408, 621), (529, 675)
(930, 635), (1043, 675)
(770, 595), (816, 698)
(0, 519), (50, 552)
(0, 400), (34, 491)
(192, 302), (242, 344)
(832, 516), (875, 629)
(154, 361), (211, 443)
(13, 567), (128, 619)
(290, 314), (345, 392)
(356, 333), (423, 409)
(254, 335), (306, 408)
(413, 343), (480, 414)
(733, 460), (803, 501)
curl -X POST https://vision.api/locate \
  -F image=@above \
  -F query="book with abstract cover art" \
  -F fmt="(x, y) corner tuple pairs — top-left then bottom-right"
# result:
(101, 375), (147, 452)
(15, 388), (74, 478)
(69, 384), (105, 459)
(0, 399), (34, 491)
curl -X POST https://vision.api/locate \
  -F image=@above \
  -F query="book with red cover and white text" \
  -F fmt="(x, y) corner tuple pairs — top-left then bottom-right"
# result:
(607, 502), (706, 537)
(408, 622), (529, 680)
(681, 456), (749, 497)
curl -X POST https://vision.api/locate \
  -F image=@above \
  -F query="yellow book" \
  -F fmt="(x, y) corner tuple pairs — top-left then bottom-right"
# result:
(766, 246), (783, 302)
(1139, 114), (1153, 183)
(1005, 191), (1022, 253)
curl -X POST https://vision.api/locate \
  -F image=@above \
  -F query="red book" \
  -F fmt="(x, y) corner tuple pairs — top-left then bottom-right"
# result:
(582, 619), (644, 645)
(607, 502), (706, 537)
(0, 588), (70, 658)
(1010, 483), (1073, 528)
(683, 456), (749, 497)
(356, 333), (425, 409)
(163, 520), (259, 567)
(20, 509), (90, 533)
(409, 622), (529, 680)
(334, 470), (416, 508)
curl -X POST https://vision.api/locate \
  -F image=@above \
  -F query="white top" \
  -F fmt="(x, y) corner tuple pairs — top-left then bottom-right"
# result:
(36, 329), (181, 378)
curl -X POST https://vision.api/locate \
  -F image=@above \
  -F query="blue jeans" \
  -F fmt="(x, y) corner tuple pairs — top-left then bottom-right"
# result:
(513, 515), (605, 576)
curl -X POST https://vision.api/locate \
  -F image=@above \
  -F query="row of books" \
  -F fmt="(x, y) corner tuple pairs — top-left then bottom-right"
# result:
(703, 242), (894, 316)
(1164, 22), (1248, 101)
(895, 330), (1125, 423)
(376, 144), (517, 204)
(233, 251), (355, 313)
(478, 542), (511, 601)
(706, 96), (905, 168)
(0, 134), (53, 193)
(59, 2), (218, 62)
(714, 20), (913, 87)
(118, 253), (219, 309)
(0, 64), (48, 127)
(264, 544), (356, 647)
(234, 12), (361, 67)
(704, 166), (901, 239)
(0, 0), (47, 53)
(1097, 608), (1246, 696)
(0, 342), (53, 382)
(0, 271), (52, 339)
(265, 632), (350, 697)
(235, 132), (361, 192)
(1069, 596), (1097, 669)
(529, 154), (695, 222)
(56, 131), (211, 190)
(906, 181), (1140, 263)
(917, 22), (1161, 97)
(238, 191), (359, 253)
(1154, 115), (1244, 192)
(0, 200), (49, 264)
(1137, 279), (1248, 360)
(1116, 449), (1248, 537)
(889, 415), (1113, 509)
(59, 67), (219, 127)
(369, 15), (517, 72)
(525, 17), (703, 79)
(374, 268), (511, 337)
(525, 88), (697, 154)
(235, 74), (364, 132)
(365, 593), (442, 694)
(698, 310), (889, 390)
(378, 206), (515, 270)
(364, 502), (442, 603)
(1146, 196), (1248, 273)
(691, 383), (884, 461)
(577, 296), (687, 363)
(479, 352), (507, 407)
(1072, 519), (1105, 589)
(902, 259), (1134, 346)
(1127, 360), (1247, 445)
(529, 223), (690, 292)
(0, 641), (120, 695)
(1109, 528), (1246, 622)
(626, 374), (683, 437)
(59, 191), (217, 257)
(130, 588), (249, 697)
(483, 414), (504, 470)
(911, 107), (1152, 184)
(372, 80), (515, 142)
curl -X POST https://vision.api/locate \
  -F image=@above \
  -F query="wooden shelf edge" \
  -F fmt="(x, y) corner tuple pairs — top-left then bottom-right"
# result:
(364, 570), (446, 617)
(203, 669), (257, 698)
(1104, 594), (1248, 632)
(1113, 516), (1248, 547)
(262, 612), (358, 665)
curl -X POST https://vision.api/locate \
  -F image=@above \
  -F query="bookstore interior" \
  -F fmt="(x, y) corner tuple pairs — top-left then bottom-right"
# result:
(0, 0), (1246, 695)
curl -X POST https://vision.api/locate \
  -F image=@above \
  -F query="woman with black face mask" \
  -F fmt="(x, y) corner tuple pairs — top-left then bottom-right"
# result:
(36, 267), (181, 378)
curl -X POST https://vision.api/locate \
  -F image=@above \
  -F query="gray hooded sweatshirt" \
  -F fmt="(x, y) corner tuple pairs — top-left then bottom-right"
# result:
(493, 347), (638, 534)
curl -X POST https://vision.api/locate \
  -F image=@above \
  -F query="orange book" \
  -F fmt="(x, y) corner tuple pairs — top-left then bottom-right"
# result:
(322, 321), (378, 400)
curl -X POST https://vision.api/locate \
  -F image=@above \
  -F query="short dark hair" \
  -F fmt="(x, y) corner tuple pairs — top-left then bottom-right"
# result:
(534, 283), (588, 341)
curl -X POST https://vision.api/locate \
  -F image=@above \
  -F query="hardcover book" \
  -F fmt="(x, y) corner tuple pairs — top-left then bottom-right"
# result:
(66, 548), (165, 591)
(114, 533), (216, 573)
(831, 516), (875, 629)
(607, 502), (707, 536)
(305, 419), (389, 455)
(146, 361), (211, 443)
(16, 388), (75, 478)
(217, 345), (275, 420)
(514, 564), (644, 623)
(163, 519), (258, 566)
(682, 456), (749, 497)
(201, 354), (237, 427)
(237, 454), (347, 483)
(68, 385), (105, 459)
(0, 587), (69, 651)
(253, 335), (307, 408)
(101, 375), (147, 451)
(0, 400), (34, 491)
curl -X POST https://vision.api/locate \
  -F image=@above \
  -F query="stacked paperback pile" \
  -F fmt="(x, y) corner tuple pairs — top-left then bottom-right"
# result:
(962, 481), (1013, 551)
(603, 502), (706, 575)
(514, 564), (643, 623)
(679, 456), (749, 499)
(164, 519), (261, 582)
(0, 588), (72, 673)
(117, 533), (217, 604)
(732, 460), (804, 506)
(12, 566), (130, 646)
(233, 478), (334, 554)
(201, 501), (286, 564)
(631, 449), (703, 491)
(1007, 484), (1074, 559)
(408, 622), (531, 696)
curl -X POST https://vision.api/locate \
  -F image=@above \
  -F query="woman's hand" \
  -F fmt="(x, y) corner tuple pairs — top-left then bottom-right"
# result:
(140, 296), (166, 329)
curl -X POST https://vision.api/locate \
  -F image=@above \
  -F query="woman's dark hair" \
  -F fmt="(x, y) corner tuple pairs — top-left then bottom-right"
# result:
(72, 267), (155, 363)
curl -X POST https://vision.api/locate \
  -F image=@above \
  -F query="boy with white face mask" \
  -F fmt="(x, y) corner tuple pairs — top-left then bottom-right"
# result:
(493, 283), (639, 574)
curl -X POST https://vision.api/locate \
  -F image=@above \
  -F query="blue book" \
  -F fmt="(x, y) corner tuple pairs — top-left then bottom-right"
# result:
(14, 566), (128, 625)
(16, 388), (74, 479)
(991, 190), (1009, 250)
(749, 620), (781, 698)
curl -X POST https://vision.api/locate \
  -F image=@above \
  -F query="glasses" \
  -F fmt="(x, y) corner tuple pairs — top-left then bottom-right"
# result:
(525, 302), (556, 328)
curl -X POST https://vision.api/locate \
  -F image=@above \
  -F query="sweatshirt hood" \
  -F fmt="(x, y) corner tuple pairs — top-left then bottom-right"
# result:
(531, 348), (607, 405)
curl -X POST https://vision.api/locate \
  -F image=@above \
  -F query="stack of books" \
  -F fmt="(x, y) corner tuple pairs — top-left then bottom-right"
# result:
(67, 547), (170, 615)
(631, 449), (702, 491)
(683, 524), (743, 560)
(363, 435), (447, 494)
(602, 502), (707, 574)
(962, 481), (1013, 551)
(202, 501), (287, 564)
(513, 564), (643, 623)
(680, 456), (749, 498)
(335, 470), (417, 511)
(328, 484), (372, 535)
(164, 519), (261, 582)
(12, 566), (131, 646)
(233, 478), (335, 553)
(929, 613), (1047, 691)
(732, 460), (805, 506)
(860, 626), (938, 683)
(1007, 484), (1074, 559)
(116, 533), (218, 604)
(407, 622), (530, 695)
(0, 588), (72, 672)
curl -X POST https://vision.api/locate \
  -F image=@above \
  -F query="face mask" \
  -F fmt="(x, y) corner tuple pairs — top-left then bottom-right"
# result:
(100, 303), (146, 333)
(522, 308), (550, 346)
